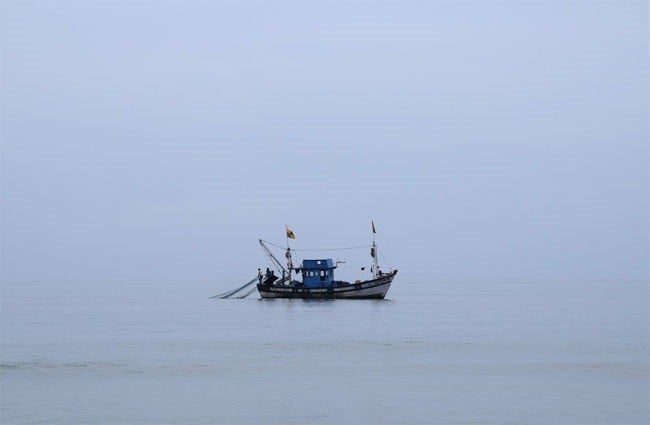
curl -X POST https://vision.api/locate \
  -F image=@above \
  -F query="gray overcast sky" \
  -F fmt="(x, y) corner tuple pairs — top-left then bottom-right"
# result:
(1, 1), (647, 283)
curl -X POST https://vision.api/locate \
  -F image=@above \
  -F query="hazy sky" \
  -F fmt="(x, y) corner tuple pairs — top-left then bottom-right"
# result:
(1, 1), (647, 283)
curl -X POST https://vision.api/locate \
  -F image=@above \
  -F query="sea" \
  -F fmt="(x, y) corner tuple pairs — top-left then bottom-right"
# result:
(1, 279), (648, 424)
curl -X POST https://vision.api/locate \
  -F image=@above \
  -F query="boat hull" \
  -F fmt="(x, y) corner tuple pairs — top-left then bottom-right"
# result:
(257, 270), (397, 299)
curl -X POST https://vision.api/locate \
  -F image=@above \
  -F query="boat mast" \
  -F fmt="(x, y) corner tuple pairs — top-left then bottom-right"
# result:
(285, 225), (294, 281)
(371, 221), (379, 278)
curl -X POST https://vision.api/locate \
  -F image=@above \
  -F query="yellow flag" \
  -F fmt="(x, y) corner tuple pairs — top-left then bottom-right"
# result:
(286, 227), (296, 239)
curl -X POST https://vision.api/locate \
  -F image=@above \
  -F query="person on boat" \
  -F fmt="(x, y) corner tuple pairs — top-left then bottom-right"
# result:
(258, 268), (263, 284)
(264, 268), (279, 285)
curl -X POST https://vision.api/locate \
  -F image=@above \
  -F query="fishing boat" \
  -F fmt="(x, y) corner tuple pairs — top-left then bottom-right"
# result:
(213, 223), (397, 300)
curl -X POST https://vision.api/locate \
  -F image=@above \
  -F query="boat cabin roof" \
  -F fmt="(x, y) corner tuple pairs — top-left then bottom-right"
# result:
(301, 259), (334, 270)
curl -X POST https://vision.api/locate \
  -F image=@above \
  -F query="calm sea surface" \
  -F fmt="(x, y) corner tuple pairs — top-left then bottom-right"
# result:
(1, 279), (648, 424)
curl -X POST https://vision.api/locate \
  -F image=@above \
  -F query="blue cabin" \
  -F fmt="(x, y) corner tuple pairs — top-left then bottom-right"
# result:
(300, 259), (335, 288)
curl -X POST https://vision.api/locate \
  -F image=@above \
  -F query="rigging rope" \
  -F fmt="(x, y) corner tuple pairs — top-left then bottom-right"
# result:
(377, 248), (394, 271)
(261, 239), (371, 252)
